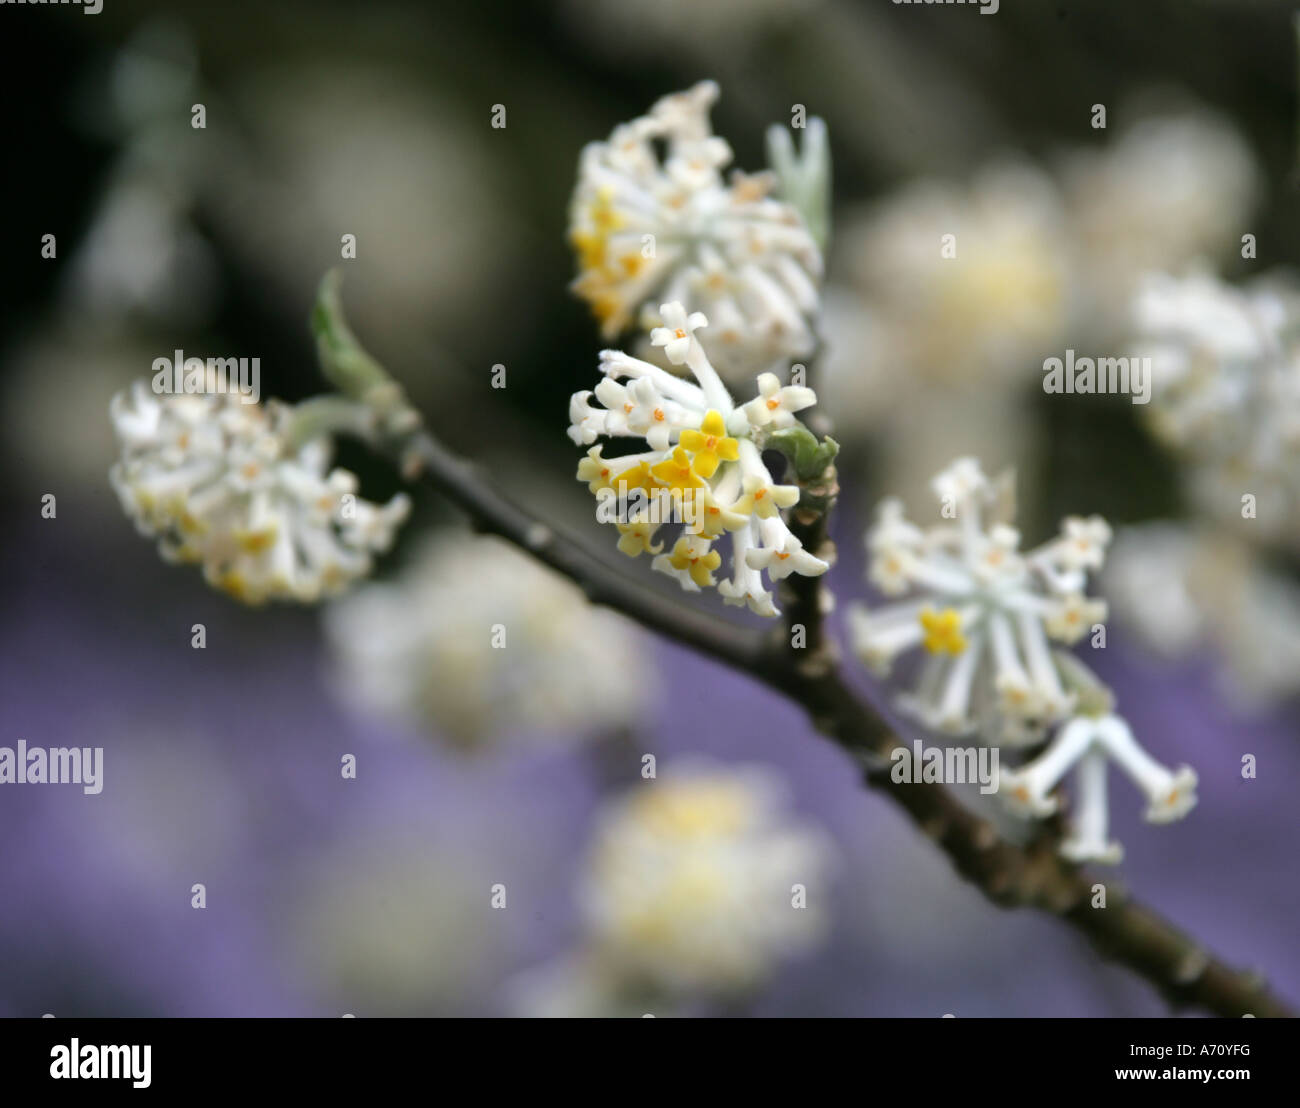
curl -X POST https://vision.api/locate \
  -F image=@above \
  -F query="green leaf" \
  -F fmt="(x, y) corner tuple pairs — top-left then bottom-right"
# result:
(767, 426), (839, 482)
(765, 118), (831, 252)
(311, 269), (389, 399)
(310, 270), (421, 438)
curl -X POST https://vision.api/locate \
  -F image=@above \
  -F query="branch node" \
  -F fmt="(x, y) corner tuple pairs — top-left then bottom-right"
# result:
(524, 523), (554, 551)
(921, 815), (948, 842)
(1173, 948), (1211, 986)
(973, 822), (999, 851)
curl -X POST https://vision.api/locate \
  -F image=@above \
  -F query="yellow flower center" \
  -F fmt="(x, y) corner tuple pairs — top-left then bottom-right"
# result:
(920, 606), (967, 654)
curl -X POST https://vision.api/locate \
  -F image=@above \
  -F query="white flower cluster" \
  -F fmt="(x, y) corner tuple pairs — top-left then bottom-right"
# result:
(1135, 269), (1300, 549)
(323, 532), (650, 748)
(109, 379), (409, 604)
(580, 762), (832, 993)
(850, 458), (1196, 863)
(833, 163), (1068, 393)
(513, 760), (834, 1014)
(568, 81), (823, 381)
(850, 458), (1110, 744)
(1063, 113), (1258, 324)
(568, 302), (829, 617)
(821, 113), (1258, 441)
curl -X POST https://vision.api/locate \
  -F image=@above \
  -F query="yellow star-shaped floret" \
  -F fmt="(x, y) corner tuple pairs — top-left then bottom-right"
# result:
(666, 537), (722, 588)
(650, 446), (704, 492)
(576, 446), (613, 494)
(570, 230), (606, 273)
(678, 410), (740, 479)
(690, 487), (749, 538)
(612, 460), (656, 494)
(234, 525), (277, 555)
(589, 187), (625, 234)
(920, 606), (966, 654)
(616, 514), (663, 558)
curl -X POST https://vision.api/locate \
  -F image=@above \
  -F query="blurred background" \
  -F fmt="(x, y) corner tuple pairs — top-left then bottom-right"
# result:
(1, 0), (1298, 1016)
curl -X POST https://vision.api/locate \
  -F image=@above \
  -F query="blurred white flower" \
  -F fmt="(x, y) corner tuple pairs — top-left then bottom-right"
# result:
(818, 163), (1064, 503)
(999, 713), (1197, 865)
(1061, 112), (1258, 330)
(569, 302), (829, 617)
(1134, 268), (1300, 550)
(514, 760), (834, 1014)
(323, 531), (651, 748)
(293, 838), (493, 1016)
(849, 458), (1111, 744)
(109, 378), (409, 604)
(1104, 522), (1300, 707)
(834, 162), (1068, 394)
(568, 82), (823, 381)
(1100, 522), (1207, 659)
(65, 176), (218, 327)
(822, 110), (1257, 450)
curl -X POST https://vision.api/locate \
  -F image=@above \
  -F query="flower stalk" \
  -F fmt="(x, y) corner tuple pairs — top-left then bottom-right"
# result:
(311, 276), (1293, 1019)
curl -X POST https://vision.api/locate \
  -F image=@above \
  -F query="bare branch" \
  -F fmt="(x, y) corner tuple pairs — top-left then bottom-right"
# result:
(384, 423), (1296, 1020)
(398, 431), (767, 673)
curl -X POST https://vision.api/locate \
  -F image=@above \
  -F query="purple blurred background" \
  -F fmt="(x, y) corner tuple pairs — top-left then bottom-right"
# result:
(2, 0), (1298, 1017)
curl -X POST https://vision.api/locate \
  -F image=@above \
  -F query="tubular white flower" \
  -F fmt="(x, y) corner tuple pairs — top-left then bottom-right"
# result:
(1059, 747), (1123, 865)
(849, 457), (1110, 743)
(569, 302), (829, 617)
(568, 81), (823, 382)
(649, 303), (709, 367)
(1044, 593), (1109, 645)
(745, 517), (827, 580)
(109, 379), (408, 604)
(1095, 715), (1199, 824)
(998, 715), (1097, 818)
(998, 713), (1197, 865)
(742, 372), (817, 430)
